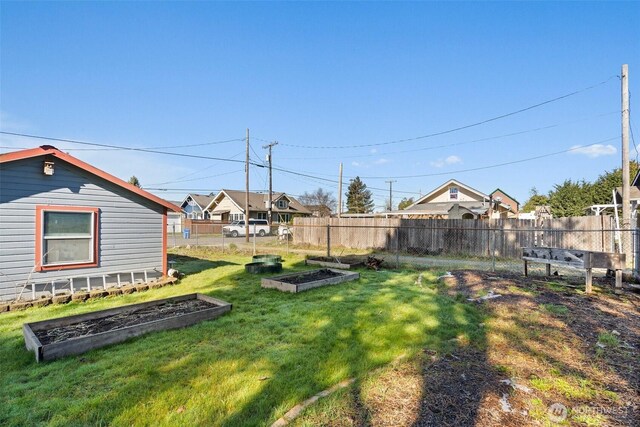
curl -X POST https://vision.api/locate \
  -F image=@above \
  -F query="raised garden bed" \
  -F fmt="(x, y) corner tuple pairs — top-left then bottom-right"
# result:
(305, 255), (366, 269)
(261, 268), (359, 293)
(245, 262), (283, 274)
(23, 293), (232, 362)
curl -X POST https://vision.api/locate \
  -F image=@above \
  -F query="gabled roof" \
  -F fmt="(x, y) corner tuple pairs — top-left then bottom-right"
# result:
(180, 193), (214, 210)
(404, 200), (490, 215)
(409, 179), (489, 208)
(206, 189), (311, 214)
(0, 146), (181, 212)
(490, 188), (520, 206)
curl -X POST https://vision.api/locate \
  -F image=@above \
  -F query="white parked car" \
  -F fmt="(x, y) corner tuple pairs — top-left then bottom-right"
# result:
(222, 219), (270, 237)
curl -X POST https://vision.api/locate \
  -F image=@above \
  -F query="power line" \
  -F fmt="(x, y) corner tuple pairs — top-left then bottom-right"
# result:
(275, 111), (618, 160)
(144, 169), (244, 186)
(0, 131), (259, 166)
(353, 136), (619, 179)
(271, 76), (617, 149)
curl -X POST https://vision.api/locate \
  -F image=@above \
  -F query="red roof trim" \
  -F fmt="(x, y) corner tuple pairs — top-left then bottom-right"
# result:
(0, 146), (181, 212)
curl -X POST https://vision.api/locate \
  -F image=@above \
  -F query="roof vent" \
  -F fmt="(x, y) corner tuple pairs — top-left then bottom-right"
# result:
(43, 160), (55, 176)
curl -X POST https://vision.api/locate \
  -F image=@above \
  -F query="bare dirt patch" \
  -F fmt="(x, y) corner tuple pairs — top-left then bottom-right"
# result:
(425, 270), (640, 426)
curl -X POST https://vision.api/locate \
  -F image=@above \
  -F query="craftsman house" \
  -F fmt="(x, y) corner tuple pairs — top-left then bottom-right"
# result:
(400, 179), (515, 219)
(0, 146), (181, 301)
(205, 189), (311, 223)
(180, 193), (214, 219)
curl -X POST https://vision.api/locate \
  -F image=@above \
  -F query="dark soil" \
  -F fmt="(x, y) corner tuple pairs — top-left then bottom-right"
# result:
(36, 299), (215, 345)
(279, 269), (344, 285)
(424, 270), (640, 426)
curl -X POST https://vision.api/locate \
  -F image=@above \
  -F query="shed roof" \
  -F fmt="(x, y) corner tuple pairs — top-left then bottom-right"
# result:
(0, 146), (181, 212)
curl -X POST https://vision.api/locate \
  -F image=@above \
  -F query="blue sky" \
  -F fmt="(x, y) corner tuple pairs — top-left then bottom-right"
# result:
(1, 1), (638, 210)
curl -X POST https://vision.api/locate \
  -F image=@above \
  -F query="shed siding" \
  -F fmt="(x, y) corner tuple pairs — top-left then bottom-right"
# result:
(0, 158), (164, 301)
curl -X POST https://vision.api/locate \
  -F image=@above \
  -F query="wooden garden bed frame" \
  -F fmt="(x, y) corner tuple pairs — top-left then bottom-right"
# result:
(23, 293), (231, 362)
(261, 269), (360, 293)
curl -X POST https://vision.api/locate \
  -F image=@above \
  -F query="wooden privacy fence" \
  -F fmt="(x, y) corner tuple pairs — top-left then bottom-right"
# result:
(292, 216), (617, 260)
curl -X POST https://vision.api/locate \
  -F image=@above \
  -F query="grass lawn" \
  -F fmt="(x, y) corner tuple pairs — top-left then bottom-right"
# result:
(0, 248), (482, 426)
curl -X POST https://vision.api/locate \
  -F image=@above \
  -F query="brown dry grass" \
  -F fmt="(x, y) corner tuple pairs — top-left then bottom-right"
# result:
(295, 270), (640, 426)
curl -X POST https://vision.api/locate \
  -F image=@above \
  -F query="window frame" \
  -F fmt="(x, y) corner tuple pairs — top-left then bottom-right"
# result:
(276, 199), (288, 209)
(449, 187), (459, 200)
(35, 205), (100, 271)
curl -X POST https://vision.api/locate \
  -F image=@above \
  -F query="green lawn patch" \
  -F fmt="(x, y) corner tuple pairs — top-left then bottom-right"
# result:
(0, 249), (482, 426)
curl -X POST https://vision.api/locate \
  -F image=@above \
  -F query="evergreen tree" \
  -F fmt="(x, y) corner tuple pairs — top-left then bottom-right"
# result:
(397, 197), (414, 210)
(521, 187), (550, 213)
(128, 176), (141, 187)
(346, 176), (374, 213)
(549, 180), (593, 218)
(590, 161), (640, 205)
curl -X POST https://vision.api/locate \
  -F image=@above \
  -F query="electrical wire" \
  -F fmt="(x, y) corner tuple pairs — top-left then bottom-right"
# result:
(0, 131), (260, 166)
(353, 136), (619, 179)
(276, 111), (619, 161)
(266, 76), (617, 149)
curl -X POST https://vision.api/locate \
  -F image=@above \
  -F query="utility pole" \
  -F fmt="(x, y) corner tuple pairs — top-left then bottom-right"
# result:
(386, 180), (397, 211)
(337, 163), (343, 218)
(621, 64), (631, 259)
(263, 141), (278, 225)
(245, 128), (250, 243)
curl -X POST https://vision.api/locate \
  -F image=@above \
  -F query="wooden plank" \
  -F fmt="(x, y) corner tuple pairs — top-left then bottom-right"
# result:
(23, 293), (232, 362)
(41, 304), (231, 361)
(522, 257), (584, 269)
(261, 269), (359, 293)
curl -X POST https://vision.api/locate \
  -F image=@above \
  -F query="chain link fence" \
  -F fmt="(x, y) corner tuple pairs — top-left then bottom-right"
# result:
(168, 221), (291, 253)
(287, 218), (638, 277)
(168, 217), (638, 278)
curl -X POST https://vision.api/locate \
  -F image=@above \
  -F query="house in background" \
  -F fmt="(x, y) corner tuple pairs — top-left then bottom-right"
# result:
(205, 189), (311, 223)
(490, 188), (519, 216)
(399, 179), (515, 219)
(0, 146), (181, 301)
(180, 193), (214, 219)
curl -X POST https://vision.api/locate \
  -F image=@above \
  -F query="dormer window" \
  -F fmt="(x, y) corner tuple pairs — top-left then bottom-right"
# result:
(276, 200), (288, 209)
(449, 187), (458, 200)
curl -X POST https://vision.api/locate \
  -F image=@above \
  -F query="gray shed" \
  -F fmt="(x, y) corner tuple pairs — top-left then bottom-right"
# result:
(0, 145), (181, 301)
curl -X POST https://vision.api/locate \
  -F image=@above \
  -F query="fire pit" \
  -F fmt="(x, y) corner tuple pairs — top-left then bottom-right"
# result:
(261, 268), (359, 293)
(23, 293), (232, 362)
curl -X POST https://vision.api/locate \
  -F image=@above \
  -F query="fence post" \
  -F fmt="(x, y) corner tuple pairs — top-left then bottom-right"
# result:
(253, 223), (256, 256)
(172, 224), (176, 248)
(491, 227), (497, 272)
(327, 223), (331, 258)
(195, 223), (199, 247)
(395, 226), (400, 269)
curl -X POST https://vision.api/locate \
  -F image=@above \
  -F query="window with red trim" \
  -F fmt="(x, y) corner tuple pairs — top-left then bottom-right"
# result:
(36, 206), (99, 270)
